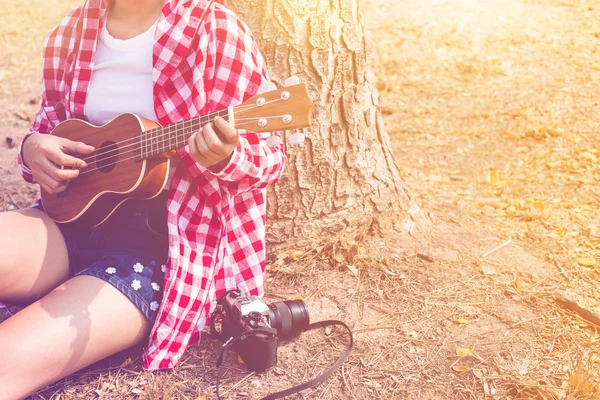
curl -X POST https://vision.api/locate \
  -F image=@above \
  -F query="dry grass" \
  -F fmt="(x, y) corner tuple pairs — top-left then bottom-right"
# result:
(364, 0), (600, 397)
(2, 0), (600, 398)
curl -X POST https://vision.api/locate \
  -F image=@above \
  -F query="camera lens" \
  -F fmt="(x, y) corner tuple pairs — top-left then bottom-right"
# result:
(268, 300), (310, 339)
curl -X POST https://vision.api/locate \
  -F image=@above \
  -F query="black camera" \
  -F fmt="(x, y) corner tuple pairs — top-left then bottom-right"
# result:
(211, 289), (310, 372)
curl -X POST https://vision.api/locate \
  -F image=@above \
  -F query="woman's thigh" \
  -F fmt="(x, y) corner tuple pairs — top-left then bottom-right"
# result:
(0, 275), (151, 400)
(0, 208), (69, 304)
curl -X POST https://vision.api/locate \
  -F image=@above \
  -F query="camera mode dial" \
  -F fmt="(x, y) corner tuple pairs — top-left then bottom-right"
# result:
(247, 311), (263, 322)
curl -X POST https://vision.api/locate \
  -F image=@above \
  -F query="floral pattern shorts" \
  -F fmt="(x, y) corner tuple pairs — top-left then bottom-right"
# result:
(33, 192), (169, 322)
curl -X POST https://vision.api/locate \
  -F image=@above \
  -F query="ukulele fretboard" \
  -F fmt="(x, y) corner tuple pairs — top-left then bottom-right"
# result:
(137, 108), (230, 160)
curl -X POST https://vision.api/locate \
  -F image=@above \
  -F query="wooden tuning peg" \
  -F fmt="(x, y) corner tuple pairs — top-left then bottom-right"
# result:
(288, 129), (305, 145)
(257, 80), (278, 94)
(283, 76), (301, 87)
(266, 134), (282, 147)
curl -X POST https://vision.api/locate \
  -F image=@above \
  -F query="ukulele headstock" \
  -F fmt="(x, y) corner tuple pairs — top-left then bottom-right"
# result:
(231, 80), (314, 133)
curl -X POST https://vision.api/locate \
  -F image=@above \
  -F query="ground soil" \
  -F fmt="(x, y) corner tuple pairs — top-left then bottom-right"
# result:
(1, 0), (600, 399)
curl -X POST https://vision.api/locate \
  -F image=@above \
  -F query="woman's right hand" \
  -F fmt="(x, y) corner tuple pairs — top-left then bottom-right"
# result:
(22, 134), (95, 195)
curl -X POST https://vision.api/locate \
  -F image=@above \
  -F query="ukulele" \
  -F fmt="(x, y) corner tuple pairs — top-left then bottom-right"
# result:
(40, 81), (314, 227)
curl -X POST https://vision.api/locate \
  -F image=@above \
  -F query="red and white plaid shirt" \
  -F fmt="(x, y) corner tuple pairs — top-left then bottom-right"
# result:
(17, 0), (285, 370)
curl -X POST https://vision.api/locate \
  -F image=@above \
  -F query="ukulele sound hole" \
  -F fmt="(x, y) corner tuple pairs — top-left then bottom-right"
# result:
(96, 141), (119, 173)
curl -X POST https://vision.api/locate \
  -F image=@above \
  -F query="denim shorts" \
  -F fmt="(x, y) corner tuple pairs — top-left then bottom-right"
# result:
(33, 192), (169, 322)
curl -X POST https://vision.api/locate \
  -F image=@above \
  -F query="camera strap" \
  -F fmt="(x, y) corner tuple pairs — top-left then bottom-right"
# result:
(214, 320), (354, 400)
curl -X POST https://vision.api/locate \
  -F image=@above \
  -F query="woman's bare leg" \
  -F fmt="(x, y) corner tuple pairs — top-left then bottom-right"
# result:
(0, 208), (69, 304)
(0, 275), (151, 400)
(0, 208), (152, 398)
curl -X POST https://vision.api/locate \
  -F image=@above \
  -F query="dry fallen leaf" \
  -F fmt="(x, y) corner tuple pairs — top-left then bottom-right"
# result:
(334, 251), (346, 263)
(346, 264), (359, 276)
(576, 257), (597, 267)
(119, 357), (133, 368)
(533, 200), (545, 210)
(484, 169), (506, 188)
(456, 348), (473, 357)
(481, 265), (497, 275)
(381, 265), (399, 276)
(452, 365), (470, 372)
(405, 331), (419, 339)
(347, 245), (359, 263)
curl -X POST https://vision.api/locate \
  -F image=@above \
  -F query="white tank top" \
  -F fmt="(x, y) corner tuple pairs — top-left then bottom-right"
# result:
(85, 19), (178, 189)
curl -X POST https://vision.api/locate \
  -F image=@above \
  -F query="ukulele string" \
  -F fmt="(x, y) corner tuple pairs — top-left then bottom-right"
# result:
(79, 96), (289, 165)
(77, 96), (286, 164)
(234, 115), (289, 121)
(76, 109), (228, 164)
(83, 115), (285, 170)
(76, 118), (281, 176)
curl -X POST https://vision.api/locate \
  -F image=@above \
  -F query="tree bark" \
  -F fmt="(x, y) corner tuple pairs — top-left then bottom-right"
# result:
(229, 0), (430, 244)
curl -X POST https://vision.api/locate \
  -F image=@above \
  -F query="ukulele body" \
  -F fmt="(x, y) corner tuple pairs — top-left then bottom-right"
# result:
(40, 113), (170, 227)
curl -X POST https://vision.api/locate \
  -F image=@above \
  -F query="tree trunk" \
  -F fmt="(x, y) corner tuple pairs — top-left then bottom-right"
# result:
(229, 0), (430, 244)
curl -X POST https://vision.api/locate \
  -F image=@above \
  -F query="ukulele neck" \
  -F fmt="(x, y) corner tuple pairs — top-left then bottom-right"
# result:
(135, 82), (314, 160)
(137, 108), (231, 160)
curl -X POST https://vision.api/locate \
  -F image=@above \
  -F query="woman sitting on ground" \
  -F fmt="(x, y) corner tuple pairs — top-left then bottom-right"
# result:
(0, 0), (284, 398)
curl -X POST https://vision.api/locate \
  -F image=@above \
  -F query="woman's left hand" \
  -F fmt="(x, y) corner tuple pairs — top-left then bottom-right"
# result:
(188, 116), (239, 169)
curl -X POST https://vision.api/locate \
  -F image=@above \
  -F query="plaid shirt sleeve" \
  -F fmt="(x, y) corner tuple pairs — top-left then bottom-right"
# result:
(17, 7), (80, 184)
(195, 8), (285, 195)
